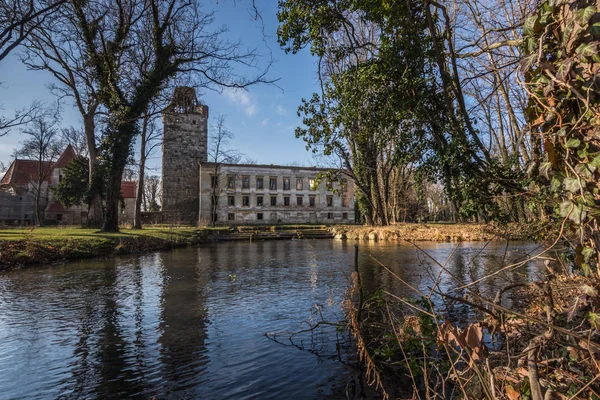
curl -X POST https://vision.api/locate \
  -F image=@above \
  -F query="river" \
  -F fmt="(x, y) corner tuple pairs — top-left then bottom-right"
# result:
(0, 240), (545, 399)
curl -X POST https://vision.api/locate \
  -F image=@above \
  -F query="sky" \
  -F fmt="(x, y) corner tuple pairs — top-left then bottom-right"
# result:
(0, 1), (322, 173)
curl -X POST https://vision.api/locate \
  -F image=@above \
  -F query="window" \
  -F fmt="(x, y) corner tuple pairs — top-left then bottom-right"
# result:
(269, 177), (277, 190)
(242, 196), (250, 207)
(256, 177), (264, 189)
(56, 214), (63, 221)
(309, 196), (316, 207)
(327, 212), (333, 219)
(327, 195), (333, 207)
(242, 176), (250, 189)
(59, 174), (63, 182)
(296, 196), (303, 206)
(228, 213), (235, 221)
(228, 196), (235, 206)
(296, 178), (303, 190)
(308, 178), (316, 190)
(342, 195), (348, 207)
(211, 175), (218, 188)
(270, 196), (277, 206)
(283, 177), (290, 190)
(343, 212), (348, 220)
(284, 196), (290, 206)
(257, 213), (263, 220)
(227, 175), (235, 189)
(257, 196), (264, 206)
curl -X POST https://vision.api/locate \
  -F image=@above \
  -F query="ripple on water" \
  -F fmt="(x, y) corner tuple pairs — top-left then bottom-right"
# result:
(0, 240), (544, 399)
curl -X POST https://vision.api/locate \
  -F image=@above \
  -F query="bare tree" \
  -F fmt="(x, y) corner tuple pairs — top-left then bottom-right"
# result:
(58, 0), (274, 232)
(142, 175), (161, 212)
(0, 0), (64, 62)
(208, 115), (240, 226)
(14, 116), (62, 225)
(20, 6), (103, 225)
(133, 113), (162, 229)
(60, 126), (88, 157)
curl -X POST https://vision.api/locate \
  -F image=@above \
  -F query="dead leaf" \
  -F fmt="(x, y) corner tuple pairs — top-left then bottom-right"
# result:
(506, 384), (520, 400)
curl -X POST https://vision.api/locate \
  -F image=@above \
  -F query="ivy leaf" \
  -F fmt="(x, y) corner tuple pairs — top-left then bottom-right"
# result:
(590, 22), (600, 37)
(567, 294), (588, 322)
(575, 6), (597, 26)
(563, 177), (582, 193)
(590, 155), (600, 168)
(566, 138), (581, 148)
(575, 42), (599, 59)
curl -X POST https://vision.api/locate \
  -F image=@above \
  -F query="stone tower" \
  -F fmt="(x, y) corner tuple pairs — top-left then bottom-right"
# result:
(161, 87), (208, 221)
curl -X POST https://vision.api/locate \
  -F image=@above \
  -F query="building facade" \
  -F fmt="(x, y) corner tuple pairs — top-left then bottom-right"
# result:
(161, 87), (356, 225)
(198, 163), (355, 224)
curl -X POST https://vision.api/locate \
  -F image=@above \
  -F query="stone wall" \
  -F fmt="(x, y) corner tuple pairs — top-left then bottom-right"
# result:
(199, 163), (356, 225)
(161, 104), (208, 220)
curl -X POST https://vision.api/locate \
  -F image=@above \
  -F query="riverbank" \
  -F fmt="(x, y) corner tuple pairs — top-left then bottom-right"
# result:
(330, 221), (547, 242)
(0, 227), (214, 270)
(0, 222), (544, 270)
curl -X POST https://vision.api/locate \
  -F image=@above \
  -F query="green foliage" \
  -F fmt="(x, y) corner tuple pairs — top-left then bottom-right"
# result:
(52, 156), (106, 210)
(522, 0), (600, 270)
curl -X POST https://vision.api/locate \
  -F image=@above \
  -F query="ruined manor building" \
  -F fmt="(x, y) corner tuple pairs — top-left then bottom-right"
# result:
(162, 88), (355, 224)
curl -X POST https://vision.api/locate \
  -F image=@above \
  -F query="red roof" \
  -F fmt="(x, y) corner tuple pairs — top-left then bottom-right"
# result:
(0, 159), (53, 186)
(46, 202), (67, 212)
(53, 145), (76, 169)
(121, 181), (137, 198)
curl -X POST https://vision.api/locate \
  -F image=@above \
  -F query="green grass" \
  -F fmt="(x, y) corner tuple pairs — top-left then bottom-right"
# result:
(0, 226), (204, 241)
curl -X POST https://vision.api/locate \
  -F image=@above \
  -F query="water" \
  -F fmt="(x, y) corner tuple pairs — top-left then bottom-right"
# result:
(0, 240), (545, 399)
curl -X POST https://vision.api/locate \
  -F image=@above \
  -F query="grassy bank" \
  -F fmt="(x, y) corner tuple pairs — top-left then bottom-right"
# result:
(329, 221), (547, 242)
(0, 226), (219, 270)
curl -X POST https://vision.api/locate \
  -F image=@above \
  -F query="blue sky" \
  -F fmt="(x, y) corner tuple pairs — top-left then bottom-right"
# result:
(0, 1), (321, 172)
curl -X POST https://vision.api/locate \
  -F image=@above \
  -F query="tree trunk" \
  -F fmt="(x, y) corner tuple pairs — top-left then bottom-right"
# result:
(133, 116), (148, 229)
(101, 120), (135, 233)
(84, 113), (103, 227)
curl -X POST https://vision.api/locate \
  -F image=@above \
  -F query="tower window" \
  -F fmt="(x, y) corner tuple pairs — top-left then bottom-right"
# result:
(296, 178), (303, 190)
(284, 196), (290, 206)
(257, 196), (264, 206)
(228, 196), (235, 206)
(296, 196), (303, 206)
(227, 176), (235, 189)
(242, 176), (250, 189)
(242, 196), (250, 206)
(309, 196), (316, 207)
(283, 178), (290, 190)
(256, 177), (264, 189)
(270, 196), (277, 206)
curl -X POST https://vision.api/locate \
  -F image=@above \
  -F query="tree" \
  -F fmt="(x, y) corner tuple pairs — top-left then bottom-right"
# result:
(14, 116), (62, 225)
(208, 115), (240, 226)
(21, 5), (103, 225)
(60, 126), (88, 157)
(62, 0), (272, 232)
(0, 0), (64, 62)
(133, 113), (161, 229)
(142, 175), (161, 212)
(52, 155), (90, 208)
(522, 0), (600, 274)
(278, 0), (446, 225)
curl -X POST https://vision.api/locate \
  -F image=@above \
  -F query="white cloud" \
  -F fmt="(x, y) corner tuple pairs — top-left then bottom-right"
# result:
(261, 118), (269, 127)
(223, 88), (258, 117)
(276, 104), (288, 116)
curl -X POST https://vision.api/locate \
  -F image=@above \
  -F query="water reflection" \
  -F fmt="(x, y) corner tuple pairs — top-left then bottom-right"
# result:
(0, 240), (544, 399)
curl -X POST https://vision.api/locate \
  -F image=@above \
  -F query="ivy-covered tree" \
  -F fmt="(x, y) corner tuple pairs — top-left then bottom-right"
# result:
(278, 0), (504, 224)
(522, 0), (600, 273)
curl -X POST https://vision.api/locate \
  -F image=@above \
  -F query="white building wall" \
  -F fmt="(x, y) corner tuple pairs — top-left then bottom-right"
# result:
(199, 163), (355, 225)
